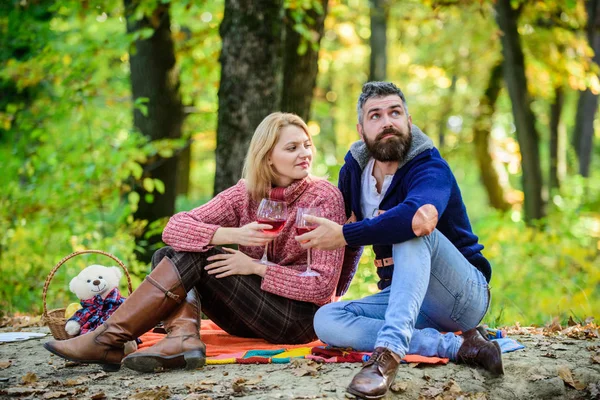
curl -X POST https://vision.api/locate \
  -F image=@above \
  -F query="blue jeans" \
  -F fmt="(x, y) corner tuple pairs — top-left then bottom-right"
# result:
(313, 229), (490, 360)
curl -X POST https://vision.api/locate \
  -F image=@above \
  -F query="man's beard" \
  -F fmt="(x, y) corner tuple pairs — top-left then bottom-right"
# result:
(363, 124), (412, 163)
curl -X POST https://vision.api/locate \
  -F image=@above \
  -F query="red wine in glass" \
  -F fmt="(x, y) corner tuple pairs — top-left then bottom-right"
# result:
(295, 226), (315, 236)
(295, 207), (322, 276)
(255, 199), (288, 265)
(259, 219), (286, 234)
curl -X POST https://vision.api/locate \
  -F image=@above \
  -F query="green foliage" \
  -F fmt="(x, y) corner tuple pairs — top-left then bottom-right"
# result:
(1, 0), (598, 330)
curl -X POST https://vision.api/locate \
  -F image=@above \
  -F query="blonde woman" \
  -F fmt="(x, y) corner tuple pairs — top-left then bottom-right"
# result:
(44, 112), (359, 373)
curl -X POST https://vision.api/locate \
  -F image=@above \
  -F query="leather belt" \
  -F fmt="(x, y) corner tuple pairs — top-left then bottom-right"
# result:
(374, 257), (394, 267)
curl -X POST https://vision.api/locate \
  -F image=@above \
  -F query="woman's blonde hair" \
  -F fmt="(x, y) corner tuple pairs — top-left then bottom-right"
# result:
(242, 112), (315, 201)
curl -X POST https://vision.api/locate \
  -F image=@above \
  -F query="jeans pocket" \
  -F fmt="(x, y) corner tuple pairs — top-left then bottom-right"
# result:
(450, 279), (489, 329)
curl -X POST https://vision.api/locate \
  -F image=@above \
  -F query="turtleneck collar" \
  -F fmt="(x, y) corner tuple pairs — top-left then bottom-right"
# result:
(267, 176), (311, 204)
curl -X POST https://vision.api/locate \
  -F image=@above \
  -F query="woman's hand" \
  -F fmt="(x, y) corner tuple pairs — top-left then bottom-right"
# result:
(211, 222), (275, 246)
(205, 248), (266, 278)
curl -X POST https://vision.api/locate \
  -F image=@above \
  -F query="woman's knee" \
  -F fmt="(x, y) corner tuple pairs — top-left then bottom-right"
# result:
(151, 246), (175, 269)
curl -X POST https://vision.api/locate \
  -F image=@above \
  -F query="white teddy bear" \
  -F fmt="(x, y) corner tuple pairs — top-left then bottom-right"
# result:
(65, 264), (124, 336)
(65, 264), (137, 355)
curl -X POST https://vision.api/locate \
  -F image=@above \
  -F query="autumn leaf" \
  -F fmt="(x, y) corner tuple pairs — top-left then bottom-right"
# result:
(232, 378), (248, 394)
(443, 379), (462, 394)
(43, 391), (70, 399)
(390, 381), (408, 393)
(290, 359), (321, 377)
(21, 372), (38, 384)
(129, 386), (170, 400)
(0, 360), (11, 369)
(90, 393), (107, 400)
(63, 376), (90, 386)
(557, 366), (586, 390)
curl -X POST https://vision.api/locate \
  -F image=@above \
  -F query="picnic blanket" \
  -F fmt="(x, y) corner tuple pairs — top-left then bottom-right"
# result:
(137, 321), (522, 365)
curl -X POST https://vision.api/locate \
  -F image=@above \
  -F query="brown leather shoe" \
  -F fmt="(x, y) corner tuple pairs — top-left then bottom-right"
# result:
(347, 347), (401, 399)
(456, 327), (504, 375)
(43, 257), (186, 371)
(122, 289), (206, 372)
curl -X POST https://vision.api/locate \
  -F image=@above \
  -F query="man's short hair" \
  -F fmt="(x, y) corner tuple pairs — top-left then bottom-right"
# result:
(357, 81), (408, 124)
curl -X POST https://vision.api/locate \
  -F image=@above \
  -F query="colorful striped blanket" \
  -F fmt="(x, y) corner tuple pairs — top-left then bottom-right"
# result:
(137, 321), (522, 365)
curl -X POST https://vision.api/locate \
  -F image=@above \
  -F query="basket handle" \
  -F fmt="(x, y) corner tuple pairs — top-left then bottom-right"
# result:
(42, 250), (133, 318)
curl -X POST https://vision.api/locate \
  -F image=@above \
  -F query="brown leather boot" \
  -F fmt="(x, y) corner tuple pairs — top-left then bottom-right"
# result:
(122, 289), (206, 372)
(43, 257), (186, 372)
(346, 347), (401, 399)
(456, 327), (504, 375)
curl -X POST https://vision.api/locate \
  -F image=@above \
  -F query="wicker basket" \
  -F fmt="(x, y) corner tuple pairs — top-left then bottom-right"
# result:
(42, 250), (133, 340)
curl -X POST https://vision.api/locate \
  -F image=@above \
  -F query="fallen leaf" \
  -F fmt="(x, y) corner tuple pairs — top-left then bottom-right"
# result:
(183, 394), (214, 400)
(232, 378), (248, 394)
(290, 360), (321, 377)
(89, 371), (109, 380)
(443, 379), (462, 394)
(390, 381), (408, 393)
(64, 376), (90, 386)
(43, 391), (70, 399)
(186, 381), (217, 393)
(568, 316), (577, 326)
(129, 386), (170, 400)
(557, 366), (586, 390)
(91, 393), (107, 400)
(64, 361), (81, 368)
(0, 360), (11, 369)
(592, 355), (600, 364)
(21, 372), (38, 384)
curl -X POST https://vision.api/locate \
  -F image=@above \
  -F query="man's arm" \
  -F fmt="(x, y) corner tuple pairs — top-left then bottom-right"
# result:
(298, 159), (453, 249)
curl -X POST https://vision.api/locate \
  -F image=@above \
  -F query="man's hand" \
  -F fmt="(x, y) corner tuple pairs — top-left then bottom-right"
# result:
(295, 215), (347, 250)
(205, 248), (265, 278)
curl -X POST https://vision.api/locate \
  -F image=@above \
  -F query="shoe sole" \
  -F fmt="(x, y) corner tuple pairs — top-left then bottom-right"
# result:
(43, 342), (121, 372)
(123, 350), (206, 373)
(346, 386), (387, 399)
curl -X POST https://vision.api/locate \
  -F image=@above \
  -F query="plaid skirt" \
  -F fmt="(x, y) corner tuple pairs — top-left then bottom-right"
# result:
(151, 246), (319, 344)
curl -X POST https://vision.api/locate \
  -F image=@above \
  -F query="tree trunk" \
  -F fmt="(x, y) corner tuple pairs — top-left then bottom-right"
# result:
(369, 0), (388, 82)
(280, 0), (328, 122)
(214, 0), (284, 195)
(573, 0), (600, 177)
(176, 144), (190, 196)
(494, 0), (545, 222)
(124, 0), (184, 262)
(549, 87), (564, 191)
(473, 62), (511, 212)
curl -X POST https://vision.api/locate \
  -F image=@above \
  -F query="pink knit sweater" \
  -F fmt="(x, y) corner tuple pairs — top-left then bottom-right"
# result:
(162, 177), (347, 306)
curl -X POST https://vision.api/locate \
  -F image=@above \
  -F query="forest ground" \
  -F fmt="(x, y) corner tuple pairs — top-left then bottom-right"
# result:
(1, 317), (599, 399)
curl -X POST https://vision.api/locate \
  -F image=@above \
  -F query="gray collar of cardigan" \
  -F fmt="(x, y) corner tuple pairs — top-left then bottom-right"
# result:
(348, 124), (434, 171)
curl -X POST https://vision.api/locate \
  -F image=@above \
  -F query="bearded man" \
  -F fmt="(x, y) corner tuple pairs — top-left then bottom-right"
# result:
(296, 82), (504, 399)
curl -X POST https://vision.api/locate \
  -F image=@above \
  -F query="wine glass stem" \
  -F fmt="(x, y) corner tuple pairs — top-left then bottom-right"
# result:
(306, 249), (312, 272)
(261, 242), (269, 263)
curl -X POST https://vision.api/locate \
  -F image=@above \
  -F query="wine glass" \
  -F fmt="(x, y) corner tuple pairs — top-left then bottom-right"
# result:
(255, 199), (288, 265)
(295, 207), (322, 276)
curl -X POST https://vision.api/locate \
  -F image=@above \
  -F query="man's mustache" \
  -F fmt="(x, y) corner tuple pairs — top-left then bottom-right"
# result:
(375, 127), (402, 141)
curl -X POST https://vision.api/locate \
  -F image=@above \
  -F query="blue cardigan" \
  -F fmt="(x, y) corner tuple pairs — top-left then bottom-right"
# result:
(339, 127), (491, 290)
